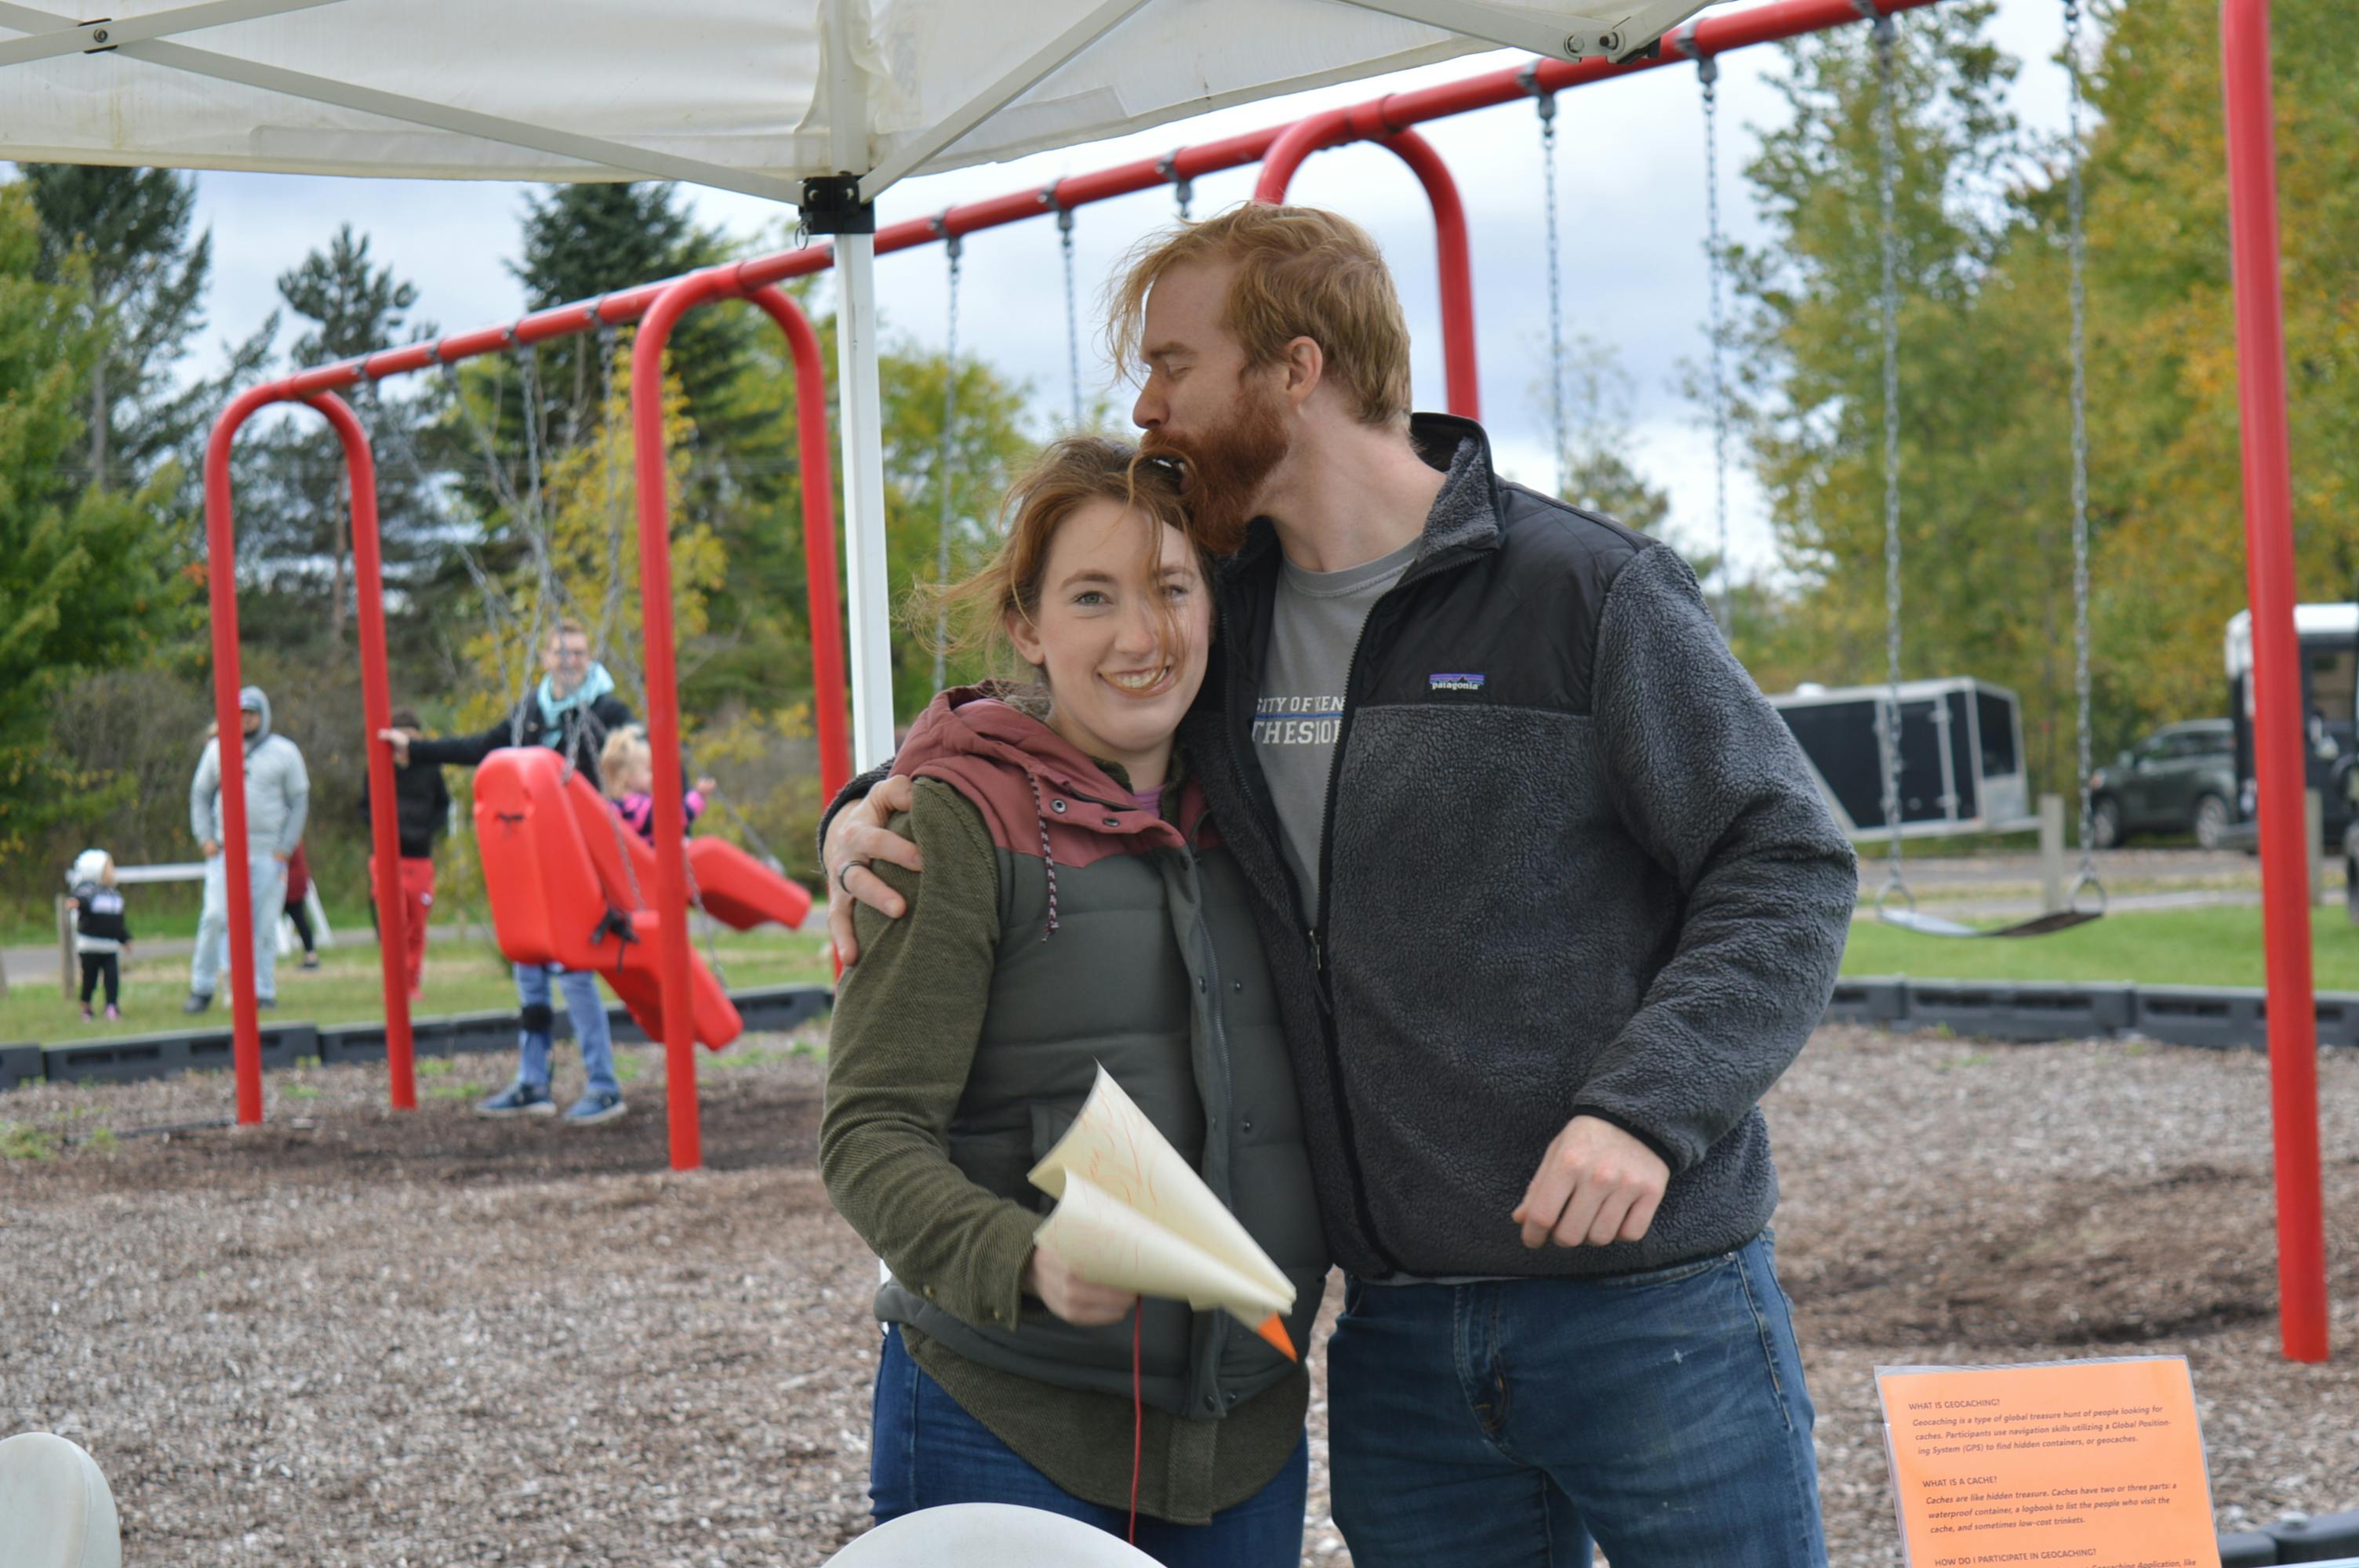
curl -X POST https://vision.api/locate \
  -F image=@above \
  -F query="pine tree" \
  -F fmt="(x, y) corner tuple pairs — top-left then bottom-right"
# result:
(238, 224), (441, 646)
(0, 183), (184, 860)
(18, 163), (274, 499)
(435, 184), (768, 684)
(508, 183), (754, 449)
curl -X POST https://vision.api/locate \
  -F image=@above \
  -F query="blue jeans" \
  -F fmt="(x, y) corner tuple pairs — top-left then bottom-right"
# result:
(192, 851), (288, 1003)
(869, 1326), (1307, 1568)
(512, 962), (617, 1098)
(1328, 1235), (1823, 1568)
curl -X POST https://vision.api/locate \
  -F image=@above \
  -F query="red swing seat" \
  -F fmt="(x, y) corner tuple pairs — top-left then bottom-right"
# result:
(472, 747), (742, 1051)
(562, 780), (813, 936)
(685, 837), (814, 932)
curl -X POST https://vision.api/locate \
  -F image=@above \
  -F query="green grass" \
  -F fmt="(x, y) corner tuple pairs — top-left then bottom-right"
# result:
(1841, 902), (2359, 989)
(2, 927), (832, 1047)
(0, 1120), (59, 1160)
(3, 895), (380, 949)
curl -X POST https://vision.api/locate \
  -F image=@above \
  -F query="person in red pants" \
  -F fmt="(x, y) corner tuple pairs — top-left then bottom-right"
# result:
(282, 842), (322, 969)
(361, 706), (450, 996)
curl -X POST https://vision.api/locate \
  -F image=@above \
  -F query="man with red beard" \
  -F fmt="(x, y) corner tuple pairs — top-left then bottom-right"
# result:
(824, 205), (1856, 1568)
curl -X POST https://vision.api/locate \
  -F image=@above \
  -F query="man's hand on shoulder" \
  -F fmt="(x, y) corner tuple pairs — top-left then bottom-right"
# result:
(1513, 1114), (1670, 1249)
(823, 775), (921, 967)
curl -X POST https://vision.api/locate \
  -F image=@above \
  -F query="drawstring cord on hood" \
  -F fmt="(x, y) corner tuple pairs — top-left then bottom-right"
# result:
(1025, 771), (1062, 940)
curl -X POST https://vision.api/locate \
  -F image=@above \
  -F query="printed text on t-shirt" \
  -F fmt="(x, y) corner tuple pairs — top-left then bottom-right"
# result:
(1253, 695), (1343, 746)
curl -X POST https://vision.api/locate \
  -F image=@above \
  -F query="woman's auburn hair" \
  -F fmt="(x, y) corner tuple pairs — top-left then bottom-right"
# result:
(1105, 203), (1413, 429)
(914, 434), (1205, 677)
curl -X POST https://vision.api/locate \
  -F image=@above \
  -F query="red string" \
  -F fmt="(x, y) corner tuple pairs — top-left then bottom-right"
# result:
(1129, 1305), (1143, 1544)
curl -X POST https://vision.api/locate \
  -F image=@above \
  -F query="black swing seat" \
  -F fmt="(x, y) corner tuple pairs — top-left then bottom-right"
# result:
(1874, 905), (2106, 939)
(1874, 869), (2106, 938)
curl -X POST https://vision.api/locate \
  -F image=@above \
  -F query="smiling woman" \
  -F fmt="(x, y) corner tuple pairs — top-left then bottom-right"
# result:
(817, 435), (1328, 1559)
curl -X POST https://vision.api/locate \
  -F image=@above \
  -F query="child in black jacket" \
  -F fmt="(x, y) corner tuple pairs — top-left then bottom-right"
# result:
(362, 706), (452, 996)
(66, 848), (133, 1022)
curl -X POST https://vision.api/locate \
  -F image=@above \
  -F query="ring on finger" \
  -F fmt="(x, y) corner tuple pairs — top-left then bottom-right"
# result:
(835, 858), (869, 895)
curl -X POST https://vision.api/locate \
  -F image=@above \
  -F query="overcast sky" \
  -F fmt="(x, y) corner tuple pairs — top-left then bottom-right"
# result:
(176, 0), (2082, 579)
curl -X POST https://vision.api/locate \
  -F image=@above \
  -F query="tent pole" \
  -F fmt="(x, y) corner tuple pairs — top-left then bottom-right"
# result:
(834, 230), (896, 771)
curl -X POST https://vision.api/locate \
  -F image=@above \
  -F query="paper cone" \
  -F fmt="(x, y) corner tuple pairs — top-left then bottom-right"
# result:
(1035, 1172), (1291, 1324)
(1028, 1068), (1295, 1312)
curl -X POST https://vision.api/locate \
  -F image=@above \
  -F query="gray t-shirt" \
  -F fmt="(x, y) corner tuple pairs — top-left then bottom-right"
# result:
(1252, 536), (1421, 917)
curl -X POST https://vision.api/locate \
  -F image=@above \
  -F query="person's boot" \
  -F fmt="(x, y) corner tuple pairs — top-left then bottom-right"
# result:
(183, 991), (213, 1014)
(104, 1004), (120, 1022)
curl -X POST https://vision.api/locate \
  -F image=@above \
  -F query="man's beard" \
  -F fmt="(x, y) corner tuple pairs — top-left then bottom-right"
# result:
(1139, 378), (1291, 557)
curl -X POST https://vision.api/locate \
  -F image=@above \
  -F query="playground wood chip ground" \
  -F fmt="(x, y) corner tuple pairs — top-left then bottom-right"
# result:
(3, 1024), (2355, 1566)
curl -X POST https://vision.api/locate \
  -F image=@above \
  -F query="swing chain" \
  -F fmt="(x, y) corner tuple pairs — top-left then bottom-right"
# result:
(438, 351), (554, 745)
(1873, 12), (1907, 897)
(1157, 153), (1193, 221)
(2063, 0), (2103, 911)
(1533, 83), (1568, 504)
(1056, 198), (1083, 429)
(1700, 50), (1732, 636)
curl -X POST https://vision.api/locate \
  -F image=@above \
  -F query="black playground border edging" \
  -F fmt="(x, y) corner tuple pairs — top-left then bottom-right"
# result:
(2219, 1511), (2359, 1565)
(1828, 976), (2359, 1051)
(4, 983), (834, 1092)
(14, 975), (2346, 1091)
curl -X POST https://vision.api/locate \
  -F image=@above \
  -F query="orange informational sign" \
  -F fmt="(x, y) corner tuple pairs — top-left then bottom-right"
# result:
(1877, 1357), (2218, 1568)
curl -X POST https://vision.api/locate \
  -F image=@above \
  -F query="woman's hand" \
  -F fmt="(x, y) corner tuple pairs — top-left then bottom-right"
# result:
(1022, 1243), (1138, 1327)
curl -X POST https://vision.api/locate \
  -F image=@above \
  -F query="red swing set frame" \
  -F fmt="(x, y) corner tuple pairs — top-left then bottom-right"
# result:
(194, 0), (2327, 1361)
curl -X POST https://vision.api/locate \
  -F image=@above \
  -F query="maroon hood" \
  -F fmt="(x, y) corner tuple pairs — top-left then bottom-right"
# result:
(892, 683), (1211, 938)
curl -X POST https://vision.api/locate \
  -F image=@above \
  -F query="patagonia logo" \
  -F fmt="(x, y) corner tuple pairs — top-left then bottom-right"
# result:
(1428, 672), (1485, 692)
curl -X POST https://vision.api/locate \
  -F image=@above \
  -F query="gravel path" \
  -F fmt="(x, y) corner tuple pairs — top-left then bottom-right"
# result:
(3, 1025), (2354, 1566)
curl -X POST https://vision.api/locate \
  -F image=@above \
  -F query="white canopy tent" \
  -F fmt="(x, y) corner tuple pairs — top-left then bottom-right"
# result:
(0, 0), (1704, 768)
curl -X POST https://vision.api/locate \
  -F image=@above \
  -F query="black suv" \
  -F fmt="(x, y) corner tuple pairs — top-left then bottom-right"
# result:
(2088, 720), (2237, 849)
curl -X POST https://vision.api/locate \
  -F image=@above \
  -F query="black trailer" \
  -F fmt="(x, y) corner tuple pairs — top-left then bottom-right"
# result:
(1768, 677), (2037, 842)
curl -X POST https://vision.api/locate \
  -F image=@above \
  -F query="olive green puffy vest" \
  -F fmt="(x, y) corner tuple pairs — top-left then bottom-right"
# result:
(874, 808), (1328, 1421)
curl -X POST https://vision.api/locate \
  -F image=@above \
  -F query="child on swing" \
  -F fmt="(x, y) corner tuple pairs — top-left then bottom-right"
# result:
(598, 724), (714, 844)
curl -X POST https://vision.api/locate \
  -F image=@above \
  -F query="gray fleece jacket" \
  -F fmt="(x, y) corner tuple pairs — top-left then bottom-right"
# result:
(1176, 415), (1858, 1279)
(190, 687), (311, 858)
